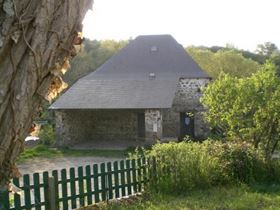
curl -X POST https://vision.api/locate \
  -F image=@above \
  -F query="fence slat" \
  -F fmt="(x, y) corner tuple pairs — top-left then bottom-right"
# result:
(43, 172), (49, 210)
(52, 170), (59, 209)
(120, 160), (126, 196)
(0, 189), (10, 210)
(131, 159), (137, 193)
(93, 164), (99, 203)
(107, 162), (113, 199)
(142, 157), (148, 187)
(150, 157), (157, 190)
(100, 163), (107, 201)
(113, 161), (120, 199)
(85, 165), (93, 205)
(61, 169), (68, 210)
(126, 160), (132, 195)
(137, 158), (142, 192)
(78, 166), (85, 206)
(23, 174), (32, 210)
(69, 167), (77, 209)
(33, 173), (41, 210)
(13, 177), (21, 209)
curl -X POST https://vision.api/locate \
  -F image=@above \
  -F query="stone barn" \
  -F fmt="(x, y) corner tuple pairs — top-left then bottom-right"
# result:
(50, 35), (211, 148)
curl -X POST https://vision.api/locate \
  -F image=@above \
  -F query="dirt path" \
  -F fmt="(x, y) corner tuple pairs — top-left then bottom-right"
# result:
(18, 156), (122, 175)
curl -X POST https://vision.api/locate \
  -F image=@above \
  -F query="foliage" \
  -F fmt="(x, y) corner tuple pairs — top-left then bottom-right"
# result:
(192, 45), (267, 64)
(96, 184), (280, 210)
(137, 141), (280, 194)
(187, 47), (261, 78)
(201, 63), (280, 156)
(38, 124), (55, 146)
(256, 42), (278, 57)
(147, 141), (221, 193)
(208, 141), (271, 183)
(269, 50), (280, 76)
(63, 39), (129, 86)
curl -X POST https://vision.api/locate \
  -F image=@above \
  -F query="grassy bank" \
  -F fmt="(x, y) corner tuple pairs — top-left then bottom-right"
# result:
(95, 184), (280, 210)
(17, 145), (126, 163)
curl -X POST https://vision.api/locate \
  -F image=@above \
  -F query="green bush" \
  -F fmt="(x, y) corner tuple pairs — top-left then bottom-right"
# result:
(208, 141), (268, 184)
(144, 141), (280, 194)
(147, 141), (221, 194)
(201, 63), (280, 157)
(38, 124), (55, 146)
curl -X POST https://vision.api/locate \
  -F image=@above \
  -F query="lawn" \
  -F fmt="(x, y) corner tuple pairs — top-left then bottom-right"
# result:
(92, 185), (280, 210)
(17, 145), (127, 163)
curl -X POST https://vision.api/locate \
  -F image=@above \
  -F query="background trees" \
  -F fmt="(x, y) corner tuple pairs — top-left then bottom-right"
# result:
(256, 42), (278, 57)
(186, 47), (261, 78)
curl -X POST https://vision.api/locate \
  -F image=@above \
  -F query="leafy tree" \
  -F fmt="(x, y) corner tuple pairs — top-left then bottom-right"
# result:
(0, 0), (92, 188)
(256, 42), (278, 57)
(187, 47), (261, 78)
(201, 62), (280, 158)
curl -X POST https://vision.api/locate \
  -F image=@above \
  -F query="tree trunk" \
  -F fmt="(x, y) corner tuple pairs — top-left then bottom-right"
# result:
(0, 0), (93, 189)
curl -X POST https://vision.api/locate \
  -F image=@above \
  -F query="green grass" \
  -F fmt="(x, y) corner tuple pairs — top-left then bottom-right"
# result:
(97, 184), (280, 210)
(17, 145), (126, 163)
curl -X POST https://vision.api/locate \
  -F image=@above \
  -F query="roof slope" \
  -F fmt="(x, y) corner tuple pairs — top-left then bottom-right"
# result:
(50, 35), (209, 109)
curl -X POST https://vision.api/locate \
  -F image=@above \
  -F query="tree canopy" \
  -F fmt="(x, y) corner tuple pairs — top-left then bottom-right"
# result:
(256, 42), (278, 57)
(187, 47), (261, 78)
(201, 62), (280, 157)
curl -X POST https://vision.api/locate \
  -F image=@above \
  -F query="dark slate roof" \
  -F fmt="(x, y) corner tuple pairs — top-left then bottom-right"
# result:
(50, 34), (210, 109)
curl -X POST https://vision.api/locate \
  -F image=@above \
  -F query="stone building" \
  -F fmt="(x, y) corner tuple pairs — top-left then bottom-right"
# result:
(50, 35), (211, 148)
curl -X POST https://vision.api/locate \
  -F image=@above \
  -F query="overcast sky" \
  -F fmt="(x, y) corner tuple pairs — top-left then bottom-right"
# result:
(82, 0), (280, 52)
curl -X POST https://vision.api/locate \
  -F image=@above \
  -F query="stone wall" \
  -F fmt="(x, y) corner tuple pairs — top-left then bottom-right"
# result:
(55, 110), (139, 147)
(173, 78), (209, 112)
(162, 109), (180, 138)
(162, 78), (210, 139)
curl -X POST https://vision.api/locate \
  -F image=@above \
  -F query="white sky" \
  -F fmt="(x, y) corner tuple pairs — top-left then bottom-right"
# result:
(82, 0), (280, 52)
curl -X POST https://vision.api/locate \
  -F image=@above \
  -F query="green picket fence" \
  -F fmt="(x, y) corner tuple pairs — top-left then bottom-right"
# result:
(0, 157), (152, 210)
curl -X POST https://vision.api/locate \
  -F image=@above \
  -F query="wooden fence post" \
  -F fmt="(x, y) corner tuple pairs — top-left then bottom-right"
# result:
(48, 177), (56, 210)
(0, 189), (10, 210)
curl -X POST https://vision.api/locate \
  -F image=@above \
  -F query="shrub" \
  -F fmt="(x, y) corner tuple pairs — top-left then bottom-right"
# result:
(144, 140), (280, 194)
(147, 141), (221, 194)
(38, 124), (55, 146)
(207, 141), (268, 184)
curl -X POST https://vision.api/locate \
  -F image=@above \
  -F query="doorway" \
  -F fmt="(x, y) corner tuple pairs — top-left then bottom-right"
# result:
(137, 113), (145, 139)
(180, 112), (194, 140)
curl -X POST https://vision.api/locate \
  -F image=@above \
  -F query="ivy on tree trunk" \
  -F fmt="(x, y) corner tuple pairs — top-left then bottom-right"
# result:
(0, 0), (93, 189)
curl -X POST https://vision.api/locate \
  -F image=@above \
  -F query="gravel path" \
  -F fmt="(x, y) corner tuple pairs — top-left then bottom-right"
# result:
(18, 156), (122, 175)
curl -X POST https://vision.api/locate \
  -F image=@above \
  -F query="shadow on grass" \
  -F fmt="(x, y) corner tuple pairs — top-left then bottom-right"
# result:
(94, 184), (280, 210)
(17, 145), (127, 163)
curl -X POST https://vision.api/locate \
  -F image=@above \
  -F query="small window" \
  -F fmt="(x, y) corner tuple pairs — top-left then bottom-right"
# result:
(149, 73), (156, 80)
(150, 46), (158, 52)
